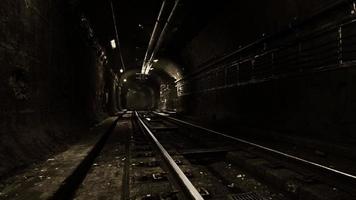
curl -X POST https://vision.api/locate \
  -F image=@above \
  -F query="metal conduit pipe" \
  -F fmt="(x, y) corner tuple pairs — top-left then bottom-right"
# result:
(141, 0), (167, 74)
(145, 0), (180, 75)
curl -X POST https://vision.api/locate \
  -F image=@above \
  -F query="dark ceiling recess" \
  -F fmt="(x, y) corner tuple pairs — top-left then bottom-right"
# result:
(73, 0), (226, 73)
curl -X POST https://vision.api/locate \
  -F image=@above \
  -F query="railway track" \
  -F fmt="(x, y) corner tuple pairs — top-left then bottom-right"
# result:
(134, 112), (283, 200)
(1, 111), (355, 200)
(140, 111), (356, 200)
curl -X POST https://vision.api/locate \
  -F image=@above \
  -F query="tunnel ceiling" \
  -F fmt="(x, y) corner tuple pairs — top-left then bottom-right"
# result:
(73, 0), (226, 73)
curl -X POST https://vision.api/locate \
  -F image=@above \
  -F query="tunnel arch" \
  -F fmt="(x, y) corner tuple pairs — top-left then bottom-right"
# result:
(118, 59), (184, 111)
(149, 58), (183, 81)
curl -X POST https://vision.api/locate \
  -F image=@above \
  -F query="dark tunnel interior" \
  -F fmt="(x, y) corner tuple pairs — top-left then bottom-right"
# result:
(1, 0), (356, 199)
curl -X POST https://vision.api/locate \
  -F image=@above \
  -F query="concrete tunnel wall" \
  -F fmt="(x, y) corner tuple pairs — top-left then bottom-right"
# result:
(177, 0), (356, 144)
(0, 0), (114, 177)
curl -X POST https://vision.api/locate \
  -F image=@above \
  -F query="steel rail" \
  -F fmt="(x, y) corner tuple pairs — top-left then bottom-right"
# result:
(134, 112), (204, 200)
(154, 112), (356, 183)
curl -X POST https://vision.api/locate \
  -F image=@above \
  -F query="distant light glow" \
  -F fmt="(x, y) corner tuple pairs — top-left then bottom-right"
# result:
(146, 118), (151, 121)
(153, 59), (159, 63)
(144, 63), (152, 75)
(120, 68), (124, 73)
(123, 78), (127, 82)
(110, 39), (116, 49)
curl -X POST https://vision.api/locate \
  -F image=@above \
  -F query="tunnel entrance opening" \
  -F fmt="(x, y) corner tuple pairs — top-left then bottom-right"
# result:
(123, 84), (156, 111)
(118, 59), (183, 111)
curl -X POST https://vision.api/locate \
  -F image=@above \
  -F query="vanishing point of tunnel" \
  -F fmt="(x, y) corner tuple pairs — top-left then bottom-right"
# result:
(1, 0), (356, 200)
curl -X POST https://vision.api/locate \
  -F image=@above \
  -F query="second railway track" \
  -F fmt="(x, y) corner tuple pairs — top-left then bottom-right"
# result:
(133, 111), (356, 200)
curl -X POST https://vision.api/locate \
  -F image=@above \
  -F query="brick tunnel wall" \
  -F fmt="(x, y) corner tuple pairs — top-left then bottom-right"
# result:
(182, 0), (337, 68)
(179, 0), (356, 144)
(0, 0), (109, 177)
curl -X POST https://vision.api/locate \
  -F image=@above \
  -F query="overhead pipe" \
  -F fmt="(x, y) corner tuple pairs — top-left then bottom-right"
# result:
(141, 0), (167, 74)
(144, 0), (180, 75)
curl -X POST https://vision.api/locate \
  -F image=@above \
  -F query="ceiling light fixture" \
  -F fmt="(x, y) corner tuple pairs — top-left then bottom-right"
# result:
(110, 39), (116, 49)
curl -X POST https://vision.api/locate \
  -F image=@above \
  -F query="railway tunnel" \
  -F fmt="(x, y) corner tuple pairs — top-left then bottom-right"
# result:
(1, 0), (356, 199)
